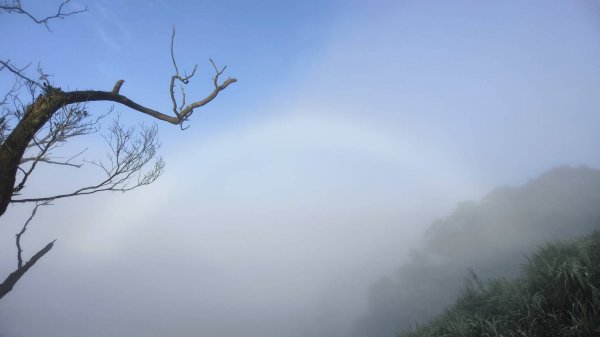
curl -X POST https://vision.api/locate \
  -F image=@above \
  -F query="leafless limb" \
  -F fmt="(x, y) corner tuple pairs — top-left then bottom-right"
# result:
(16, 201), (51, 268)
(11, 117), (164, 203)
(1, 1), (238, 301)
(0, 0), (87, 31)
(0, 67), (233, 222)
(11, 103), (105, 196)
(168, 27), (236, 130)
(0, 80), (20, 143)
(0, 239), (55, 299)
(20, 157), (83, 167)
(0, 200), (55, 299)
(1, 42), (235, 217)
(169, 26), (197, 127)
(0, 60), (42, 89)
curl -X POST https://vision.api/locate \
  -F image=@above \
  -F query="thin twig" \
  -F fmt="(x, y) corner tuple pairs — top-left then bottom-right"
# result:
(0, 60), (42, 89)
(16, 201), (50, 268)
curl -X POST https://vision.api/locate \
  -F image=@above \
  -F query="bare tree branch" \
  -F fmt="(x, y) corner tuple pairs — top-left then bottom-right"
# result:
(169, 27), (199, 121)
(11, 118), (164, 203)
(12, 103), (104, 195)
(0, 0), (87, 31)
(112, 79), (124, 94)
(0, 239), (55, 299)
(16, 201), (51, 268)
(0, 60), (42, 89)
(0, 40), (235, 218)
(1, 2), (238, 301)
(67, 70), (236, 125)
(20, 157), (83, 167)
(0, 199), (54, 300)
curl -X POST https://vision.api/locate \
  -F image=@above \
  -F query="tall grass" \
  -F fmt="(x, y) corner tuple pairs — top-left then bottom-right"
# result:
(399, 231), (600, 337)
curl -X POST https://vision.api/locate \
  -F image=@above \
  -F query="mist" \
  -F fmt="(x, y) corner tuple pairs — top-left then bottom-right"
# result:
(354, 166), (600, 336)
(1, 1), (600, 337)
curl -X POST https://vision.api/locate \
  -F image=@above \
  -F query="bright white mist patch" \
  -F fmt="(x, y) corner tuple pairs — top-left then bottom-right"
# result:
(66, 112), (478, 259)
(168, 113), (477, 202)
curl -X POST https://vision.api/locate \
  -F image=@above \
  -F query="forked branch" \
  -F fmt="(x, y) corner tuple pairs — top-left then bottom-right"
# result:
(0, 26), (236, 217)
(0, 0), (87, 31)
(11, 118), (164, 203)
(0, 201), (55, 299)
(0, 239), (55, 299)
(16, 201), (50, 268)
(168, 27), (236, 129)
(13, 104), (103, 195)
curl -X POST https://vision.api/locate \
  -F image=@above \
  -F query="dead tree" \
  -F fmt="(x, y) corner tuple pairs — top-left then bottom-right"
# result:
(0, 2), (236, 299)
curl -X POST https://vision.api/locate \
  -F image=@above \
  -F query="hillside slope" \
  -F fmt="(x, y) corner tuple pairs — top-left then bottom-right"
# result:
(354, 166), (600, 336)
(401, 231), (600, 336)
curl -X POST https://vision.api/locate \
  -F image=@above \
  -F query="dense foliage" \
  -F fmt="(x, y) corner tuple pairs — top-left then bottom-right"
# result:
(400, 231), (600, 337)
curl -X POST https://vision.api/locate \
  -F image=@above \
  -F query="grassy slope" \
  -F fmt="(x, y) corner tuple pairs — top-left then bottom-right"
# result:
(400, 231), (600, 337)
(354, 166), (600, 337)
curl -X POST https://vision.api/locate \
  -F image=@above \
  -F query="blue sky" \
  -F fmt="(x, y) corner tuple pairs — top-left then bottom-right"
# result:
(1, 1), (600, 337)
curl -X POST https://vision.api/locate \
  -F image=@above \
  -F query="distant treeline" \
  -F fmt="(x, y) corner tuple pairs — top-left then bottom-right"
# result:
(353, 166), (600, 337)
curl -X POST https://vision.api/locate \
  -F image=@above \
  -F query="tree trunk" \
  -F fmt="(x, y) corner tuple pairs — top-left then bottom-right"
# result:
(0, 90), (67, 217)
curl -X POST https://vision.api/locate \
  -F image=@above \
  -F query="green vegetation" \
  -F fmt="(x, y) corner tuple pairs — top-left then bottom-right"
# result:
(355, 167), (600, 337)
(400, 231), (600, 337)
